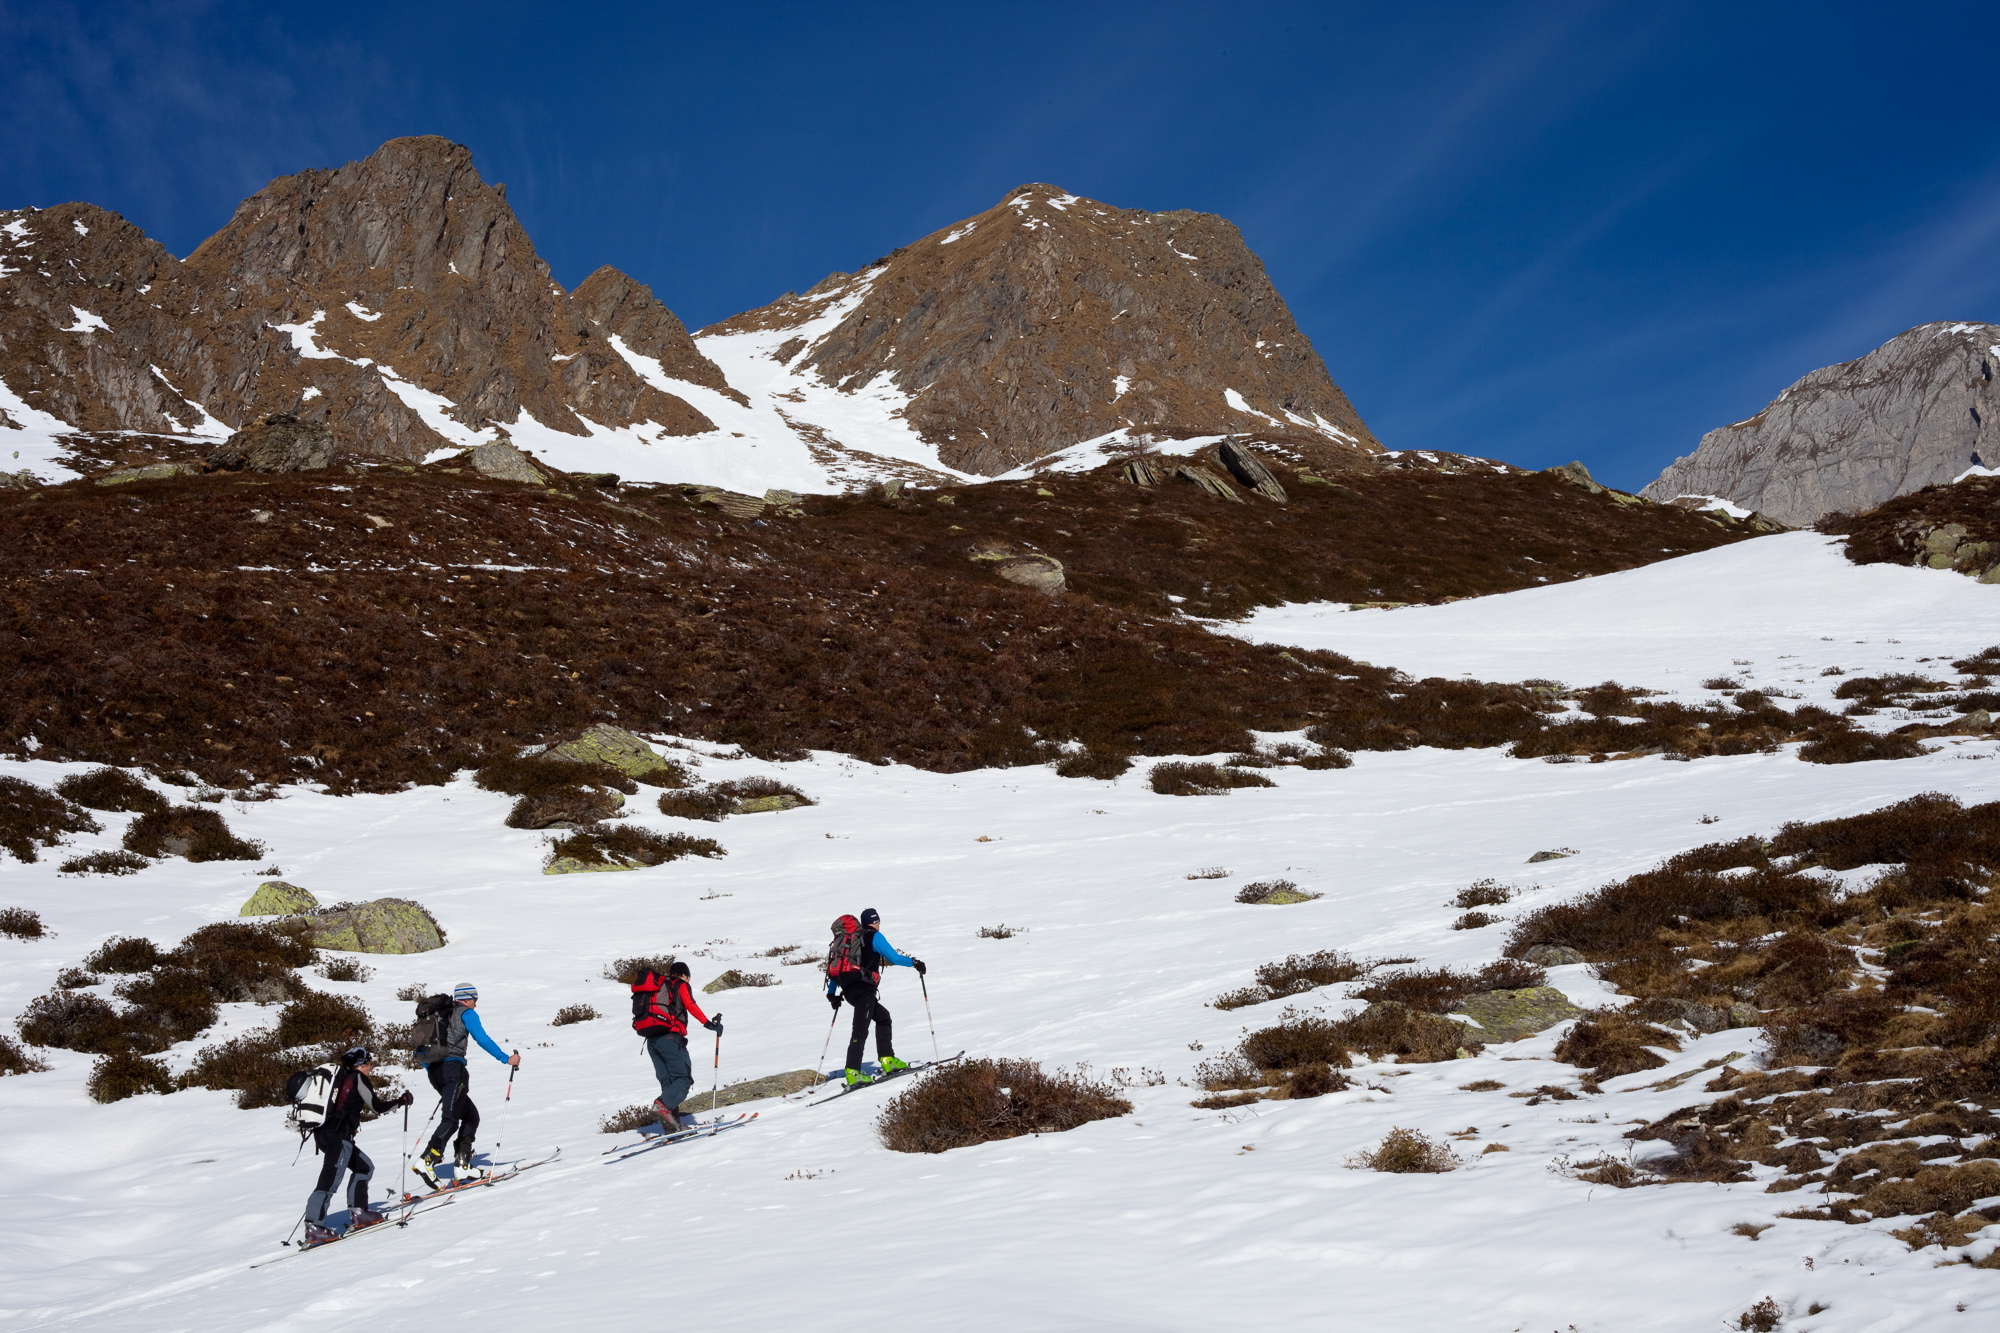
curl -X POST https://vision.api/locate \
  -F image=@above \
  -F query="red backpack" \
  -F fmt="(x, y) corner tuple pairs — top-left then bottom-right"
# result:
(631, 968), (687, 1036)
(826, 915), (873, 982)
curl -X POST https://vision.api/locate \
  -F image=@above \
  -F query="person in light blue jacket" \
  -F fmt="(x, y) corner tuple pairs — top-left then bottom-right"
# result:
(824, 908), (926, 1086)
(414, 982), (517, 1188)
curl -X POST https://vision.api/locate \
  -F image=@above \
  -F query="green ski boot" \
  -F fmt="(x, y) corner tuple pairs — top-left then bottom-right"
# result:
(844, 1067), (875, 1088)
(879, 1056), (911, 1074)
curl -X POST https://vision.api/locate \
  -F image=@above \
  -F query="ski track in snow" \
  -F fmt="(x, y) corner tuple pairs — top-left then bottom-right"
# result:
(4, 543), (2000, 1328)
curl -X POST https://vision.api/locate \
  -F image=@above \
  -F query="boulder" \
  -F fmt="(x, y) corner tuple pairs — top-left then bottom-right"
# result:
(544, 856), (637, 876)
(735, 793), (805, 814)
(707, 1068), (820, 1108)
(1450, 987), (1582, 1042)
(544, 723), (684, 783)
(96, 461), (200, 486)
(509, 785), (624, 829)
(469, 441), (546, 485)
(702, 968), (776, 993)
(1, 470), (41, 490)
(1527, 848), (1578, 863)
(239, 880), (320, 916)
(1218, 438), (1288, 502)
(763, 489), (803, 505)
(206, 415), (337, 473)
(308, 898), (445, 954)
(1122, 457), (1165, 486)
(970, 545), (1066, 594)
(1543, 460), (1606, 493)
(1174, 464), (1245, 502)
(693, 487), (765, 519)
(1521, 944), (1586, 966)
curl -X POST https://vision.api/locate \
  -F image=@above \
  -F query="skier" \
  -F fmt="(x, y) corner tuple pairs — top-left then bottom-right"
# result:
(631, 961), (722, 1131)
(303, 1046), (412, 1244)
(413, 982), (518, 1189)
(825, 908), (926, 1086)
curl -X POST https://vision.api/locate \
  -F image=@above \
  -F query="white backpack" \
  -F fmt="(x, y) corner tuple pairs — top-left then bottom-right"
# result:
(284, 1062), (339, 1135)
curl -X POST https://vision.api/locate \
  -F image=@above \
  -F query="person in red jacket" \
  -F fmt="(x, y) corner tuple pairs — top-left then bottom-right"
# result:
(631, 961), (721, 1131)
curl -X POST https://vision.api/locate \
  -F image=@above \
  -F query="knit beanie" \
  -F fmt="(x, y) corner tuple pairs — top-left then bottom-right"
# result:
(454, 982), (478, 1003)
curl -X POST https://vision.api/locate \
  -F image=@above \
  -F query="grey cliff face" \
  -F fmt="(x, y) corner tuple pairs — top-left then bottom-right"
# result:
(1643, 322), (2000, 525)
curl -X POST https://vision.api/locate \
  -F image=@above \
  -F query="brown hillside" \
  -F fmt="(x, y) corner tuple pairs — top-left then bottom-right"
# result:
(703, 184), (1378, 475)
(0, 451), (1752, 791)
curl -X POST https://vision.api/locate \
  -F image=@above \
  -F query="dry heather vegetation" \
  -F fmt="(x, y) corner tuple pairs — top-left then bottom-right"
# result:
(1497, 790), (2000, 1261)
(5, 918), (410, 1105)
(875, 1058), (1131, 1153)
(0, 453), (1760, 792)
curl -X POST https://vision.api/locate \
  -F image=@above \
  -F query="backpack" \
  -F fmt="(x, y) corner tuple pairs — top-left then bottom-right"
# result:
(284, 1062), (338, 1136)
(826, 915), (870, 980)
(411, 993), (455, 1064)
(631, 969), (687, 1036)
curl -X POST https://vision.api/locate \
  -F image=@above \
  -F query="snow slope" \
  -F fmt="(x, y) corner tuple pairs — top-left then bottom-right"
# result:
(1224, 532), (2000, 712)
(5, 543), (2000, 1330)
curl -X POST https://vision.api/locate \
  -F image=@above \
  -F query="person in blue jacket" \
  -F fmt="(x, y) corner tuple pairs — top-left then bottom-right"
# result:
(825, 908), (926, 1086)
(414, 982), (517, 1188)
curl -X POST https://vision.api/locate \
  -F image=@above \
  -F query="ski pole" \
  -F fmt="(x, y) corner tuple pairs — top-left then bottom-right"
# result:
(812, 1002), (840, 1089)
(709, 1019), (722, 1115)
(495, 1052), (518, 1153)
(399, 1102), (409, 1203)
(920, 972), (940, 1062)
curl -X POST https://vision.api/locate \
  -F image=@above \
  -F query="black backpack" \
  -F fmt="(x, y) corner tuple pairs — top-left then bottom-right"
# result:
(411, 993), (455, 1064)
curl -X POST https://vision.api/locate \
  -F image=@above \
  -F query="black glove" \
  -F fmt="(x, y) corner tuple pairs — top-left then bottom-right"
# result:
(704, 1017), (722, 1034)
(912, 959), (927, 976)
(398, 1090), (414, 1107)
(828, 991), (842, 1012)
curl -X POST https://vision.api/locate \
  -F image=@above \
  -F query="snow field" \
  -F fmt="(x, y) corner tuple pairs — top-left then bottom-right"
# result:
(3, 542), (2000, 1328)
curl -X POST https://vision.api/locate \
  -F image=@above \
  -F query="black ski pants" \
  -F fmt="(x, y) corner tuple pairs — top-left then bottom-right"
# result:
(645, 1032), (693, 1110)
(306, 1131), (374, 1223)
(837, 973), (894, 1070)
(424, 1060), (479, 1158)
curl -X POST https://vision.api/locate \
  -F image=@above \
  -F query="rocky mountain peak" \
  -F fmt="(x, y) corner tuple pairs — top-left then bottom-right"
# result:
(702, 184), (1379, 475)
(1644, 321), (2000, 525)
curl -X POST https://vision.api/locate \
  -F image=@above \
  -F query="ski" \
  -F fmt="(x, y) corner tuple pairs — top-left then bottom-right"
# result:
(399, 1148), (562, 1205)
(608, 1112), (757, 1162)
(250, 1198), (456, 1268)
(599, 1112), (753, 1156)
(807, 1051), (965, 1107)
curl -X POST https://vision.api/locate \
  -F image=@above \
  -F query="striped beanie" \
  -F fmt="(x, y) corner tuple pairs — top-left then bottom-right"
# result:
(454, 982), (478, 1003)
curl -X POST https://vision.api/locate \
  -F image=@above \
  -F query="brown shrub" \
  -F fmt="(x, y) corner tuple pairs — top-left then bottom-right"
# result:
(475, 756), (638, 799)
(1233, 879), (1319, 905)
(1554, 1008), (1680, 1078)
(114, 968), (220, 1044)
(1193, 1050), (1262, 1091)
(55, 767), (167, 814)
(1750, 932), (1854, 1007)
(318, 957), (373, 983)
(274, 991), (374, 1049)
(1853, 1160), (2000, 1219)
(1452, 911), (1498, 930)
(603, 955), (676, 984)
(57, 850), (148, 875)
(1213, 949), (1372, 1010)
(0, 776), (100, 863)
(1735, 1298), (1782, 1332)
(173, 920), (315, 1002)
(712, 777), (814, 807)
(1241, 1016), (1354, 1071)
(599, 1104), (661, 1134)
(877, 1058), (1131, 1153)
(976, 923), (1024, 939)
(1799, 729), (1932, 764)
(84, 936), (167, 973)
(507, 785), (624, 829)
(1333, 1002), (1479, 1063)
(549, 825), (725, 869)
(1053, 749), (1132, 780)
(1453, 879), (1514, 909)
(1283, 1060), (1347, 1098)
(552, 1004), (600, 1026)
(0, 906), (45, 939)
(87, 1051), (174, 1102)
(55, 967), (97, 988)
(1352, 960), (1546, 1013)
(656, 788), (736, 821)
(1148, 762), (1276, 796)
(178, 1031), (293, 1107)
(1347, 1127), (1457, 1173)
(122, 806), (263, 861)
(16, 990), (133, 1053)
(1, 1033), (50, 1075)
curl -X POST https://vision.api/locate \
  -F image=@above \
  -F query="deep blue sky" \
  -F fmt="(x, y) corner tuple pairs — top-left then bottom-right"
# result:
(4, 1), (1996, 488)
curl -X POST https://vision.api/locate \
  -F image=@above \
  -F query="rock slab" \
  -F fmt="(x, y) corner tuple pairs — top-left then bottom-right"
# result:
(544, 724), (682, 783)
(309, 897), (445, 953)
(240, 880), (320, 916)
(1451, 987), (1582, 1042)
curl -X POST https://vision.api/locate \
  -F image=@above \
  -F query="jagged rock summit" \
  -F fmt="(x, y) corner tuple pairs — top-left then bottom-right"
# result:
(3, 146), (1380, 491)
(700, 183), (1380, 475)
(1644, 321), (2000, 526)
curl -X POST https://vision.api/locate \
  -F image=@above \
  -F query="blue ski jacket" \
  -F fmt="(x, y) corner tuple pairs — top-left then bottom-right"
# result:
(825, 929), (915, 998)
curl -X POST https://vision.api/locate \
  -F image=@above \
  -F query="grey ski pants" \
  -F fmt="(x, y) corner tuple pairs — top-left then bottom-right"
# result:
(645, 1032), (693, 1109)
(305, 1134), (374, 1223)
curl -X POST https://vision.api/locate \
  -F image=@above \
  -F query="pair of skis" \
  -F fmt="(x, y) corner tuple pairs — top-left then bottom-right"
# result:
(250, 1197), (458, 1268)
(806, 1051), (965, 1107)
(603, 1111), (758, 1162)
(250, 1150), (561, 1267)
(399, 1148), (563, 1205)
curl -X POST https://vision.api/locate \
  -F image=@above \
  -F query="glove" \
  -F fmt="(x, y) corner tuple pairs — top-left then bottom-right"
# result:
(828, 992), (843, 1012)
(704, 1017), (722, 1034)
(398, 1091), (414, 1107)
(912, 959), (927, 976)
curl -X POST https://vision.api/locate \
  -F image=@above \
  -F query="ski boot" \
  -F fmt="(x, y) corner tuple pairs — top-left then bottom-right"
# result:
(454, 1145), (487, 1181)
(879, 1056), (911, 1074)
(413, 1146), (445, 1191)
(844, 1067), (875, 1087)
(652, 1098), (682, 1131)
(349, 1207), (387, 1229)
(303, 1221), (340, 1246)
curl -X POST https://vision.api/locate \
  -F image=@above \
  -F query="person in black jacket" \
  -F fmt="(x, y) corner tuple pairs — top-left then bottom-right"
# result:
(304, 1046), (412, 1244)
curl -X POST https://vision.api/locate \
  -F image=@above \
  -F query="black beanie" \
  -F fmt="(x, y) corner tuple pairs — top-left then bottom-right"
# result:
(860, 908), (880, 927)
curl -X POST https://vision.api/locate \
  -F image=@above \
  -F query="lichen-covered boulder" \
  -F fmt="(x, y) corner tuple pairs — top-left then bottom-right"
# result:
(309, 898), (445, 954)
(735, 793), (805, 814)
(544, 856), (637, 876)
(96, 462), (200, 486)
(469, 441), (546, 485)
(545, 724), (683, 783)
(240, 881), (319, 916)
(207, 415), (336, 473)
(1451, 987), (1582, 1042)
(1522, 944), (1586, 966)
(709, 1069), (820, 1108)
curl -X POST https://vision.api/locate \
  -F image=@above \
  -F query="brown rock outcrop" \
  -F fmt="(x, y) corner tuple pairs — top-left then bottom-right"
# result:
(702, 183), (1380, 475)
(0, 137), (731, 461)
